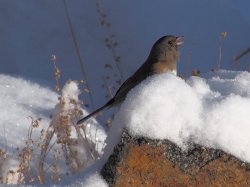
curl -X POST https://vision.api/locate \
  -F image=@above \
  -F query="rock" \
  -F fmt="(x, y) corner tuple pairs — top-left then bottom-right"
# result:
(101, 129), (250, 187)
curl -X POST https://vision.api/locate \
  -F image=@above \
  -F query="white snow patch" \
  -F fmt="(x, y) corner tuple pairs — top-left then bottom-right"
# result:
(59, 82), (107, 155)
(0, 74), (59, 183)
(0, 75), (107, 185)
(80, 173), (108, 187)
(108, 70), (250, 163)
(0, 74), (58, 150)
(117, 74), (202, 143)
(1, 157), (21, 184)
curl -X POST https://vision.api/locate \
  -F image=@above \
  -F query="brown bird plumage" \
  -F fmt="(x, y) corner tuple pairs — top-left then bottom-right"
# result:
(77, 35), (183, 124)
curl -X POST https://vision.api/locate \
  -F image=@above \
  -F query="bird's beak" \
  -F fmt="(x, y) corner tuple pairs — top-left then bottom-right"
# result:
(175, 36), (184, 46)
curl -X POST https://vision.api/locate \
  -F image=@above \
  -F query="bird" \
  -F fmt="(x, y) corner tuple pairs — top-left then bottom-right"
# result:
(77, 35), (183, 124)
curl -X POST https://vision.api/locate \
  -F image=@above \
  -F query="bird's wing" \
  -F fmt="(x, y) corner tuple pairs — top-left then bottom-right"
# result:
(113, 62), (153, 104)
(114, 76), (137, 100)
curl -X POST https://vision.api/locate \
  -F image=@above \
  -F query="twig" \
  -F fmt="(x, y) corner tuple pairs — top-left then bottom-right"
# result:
(95, 0), (124, 82)
(3, 124), (8, 152)
(234, 48), (250, 62)
(217, 32), (227, 70)
(62, 0), (95, 109)
(102, 76), (114, 98)
(50, 54), (61, 92)
(78, 125), (97, 160)
(38, 125), (55, 184)
(44, 140), (57, 159)
(218, 37), (222, 69)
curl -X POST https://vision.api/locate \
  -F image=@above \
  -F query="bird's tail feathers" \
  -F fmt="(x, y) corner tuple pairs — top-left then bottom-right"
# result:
(77, 98), (114, 125)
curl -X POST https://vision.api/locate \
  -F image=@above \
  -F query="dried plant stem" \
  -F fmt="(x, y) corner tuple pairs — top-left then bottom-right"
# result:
(106, 28), (124, 81)
(18, 147), (32, 184)
(63, 0), (94, 109)
(218, 37), (222, 69)
(51, 55), (61, 92)
(185, 50), (192, 79)
(38, 126), (55, 184)
(78, 125), (98, 160)
(61, 144), (77, 173)
(3, 124), (8, 152)
(234, 48), (250, 62)
(217, 32), (227, 70)
(102, 76), (114, 98)
(95, 0), (124, 82)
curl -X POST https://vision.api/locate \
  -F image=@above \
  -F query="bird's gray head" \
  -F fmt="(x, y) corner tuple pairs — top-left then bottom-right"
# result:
(148, 35), (184, 62)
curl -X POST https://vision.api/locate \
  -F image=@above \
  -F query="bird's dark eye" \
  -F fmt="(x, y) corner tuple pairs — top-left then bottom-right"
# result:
(168, 41), (173, 45)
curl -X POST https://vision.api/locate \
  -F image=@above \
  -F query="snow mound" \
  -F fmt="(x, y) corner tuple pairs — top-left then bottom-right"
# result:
(80, 173), (108, 187)
(111, 70), (250, 162)
(117, 74), (202, 143)
(0, 74), (58, 183)
(0, 75), (107, 185)
(0, 74), (58, 150)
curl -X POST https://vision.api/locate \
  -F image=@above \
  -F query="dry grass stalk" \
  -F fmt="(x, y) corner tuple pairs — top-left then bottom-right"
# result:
(102, 76), (114, 99)
(95, 0), (124, 84)
(234, 48), (250, 62)
(217, 32), (227, 70)
(51, 54), (61, 92)
(62, 0), (95, 110)
(38, 124), (55, 184)
(95, 0), (125, 124)
(38, 80), (103, 184)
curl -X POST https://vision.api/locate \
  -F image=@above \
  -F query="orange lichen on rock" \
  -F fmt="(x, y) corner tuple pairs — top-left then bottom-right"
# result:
(112, 143), (250, 187)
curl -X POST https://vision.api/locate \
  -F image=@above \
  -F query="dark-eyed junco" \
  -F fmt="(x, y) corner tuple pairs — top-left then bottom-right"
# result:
(77, 35), (183, 124)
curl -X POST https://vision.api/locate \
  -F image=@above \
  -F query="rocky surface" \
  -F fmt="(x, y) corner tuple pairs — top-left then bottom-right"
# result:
(101, 129), (250, 187)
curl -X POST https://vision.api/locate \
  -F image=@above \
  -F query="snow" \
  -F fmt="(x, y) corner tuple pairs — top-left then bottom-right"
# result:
(73, 70), (250, 187)
(0, 74), (58, 150)
(1, 157), (20, 184)
(114, 74), (201, 142)
(109, 70), (250, 163)
(0, 74), (58, 184)
(0, 75), (107, 185)
(79, 173), (107, 187)
(1, 70), (250, 186)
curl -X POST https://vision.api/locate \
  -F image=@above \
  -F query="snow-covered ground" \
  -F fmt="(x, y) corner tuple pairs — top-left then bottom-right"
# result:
(112, 70), (250, 163)
(0, 76), (106, 185)
(63, 70), (250, 186)
(0, 75), (58, 149)
(2, 70), (250, 186)
(0, 0), (250, 186)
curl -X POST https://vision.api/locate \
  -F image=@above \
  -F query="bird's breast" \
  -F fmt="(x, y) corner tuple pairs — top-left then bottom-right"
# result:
(152, 61), (177, 75)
